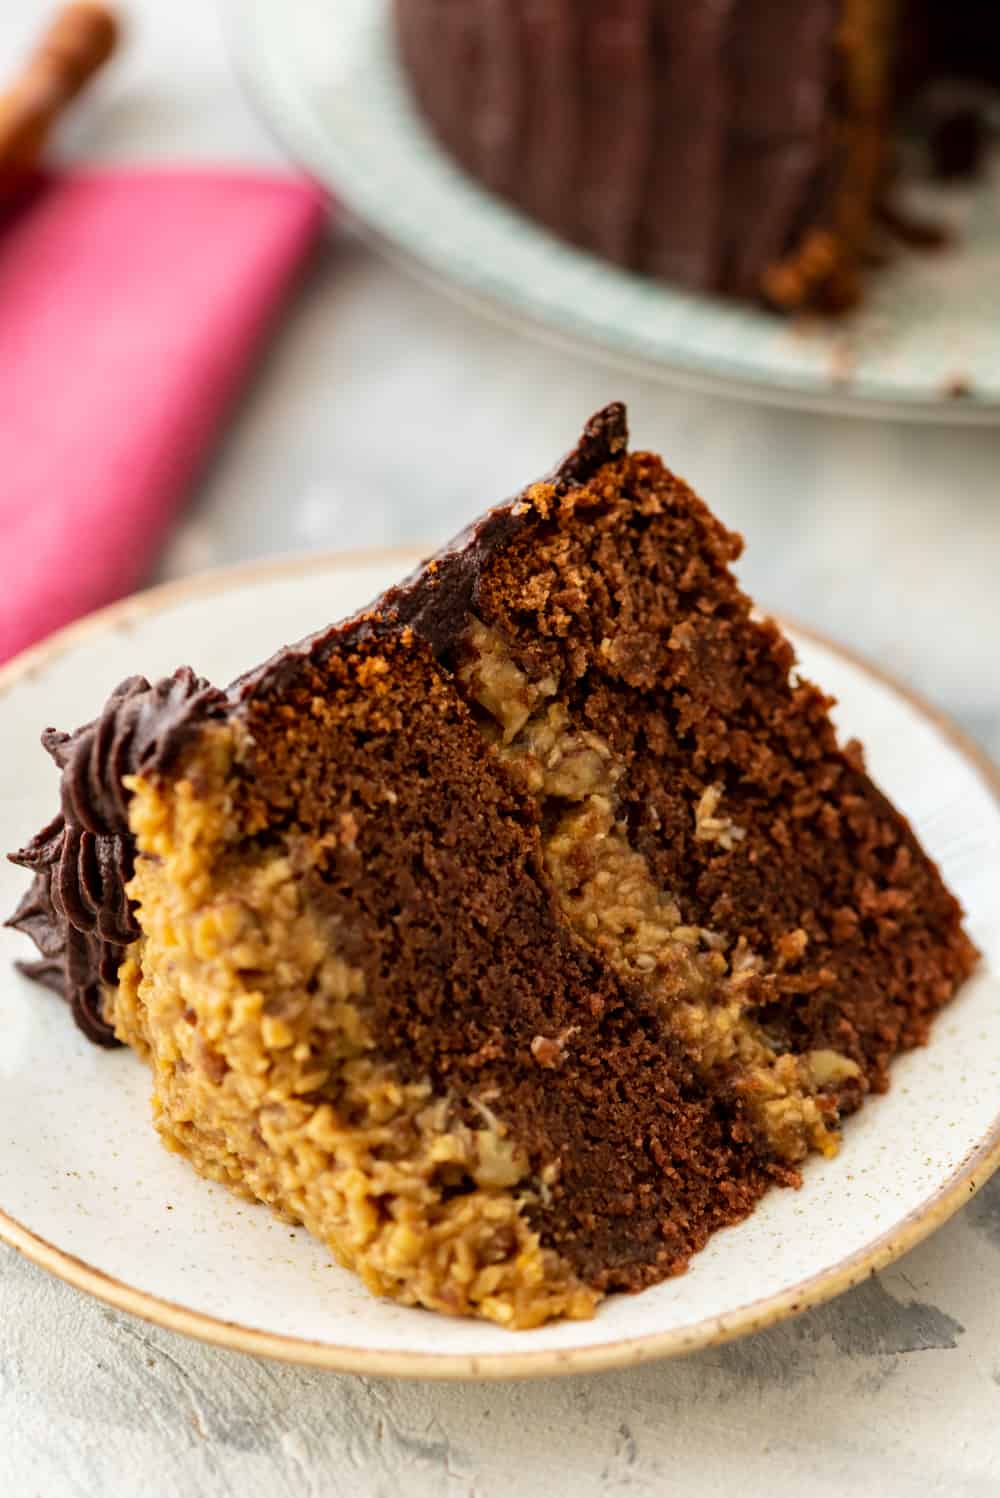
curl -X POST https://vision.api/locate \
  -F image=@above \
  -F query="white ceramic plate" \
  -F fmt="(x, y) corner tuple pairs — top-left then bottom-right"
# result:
(2, 551), (1000, 1379)
(226, 0), (1000, 422)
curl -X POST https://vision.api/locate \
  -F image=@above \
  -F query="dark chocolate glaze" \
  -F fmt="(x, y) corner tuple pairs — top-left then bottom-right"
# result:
(393, 0), (843, 299)
(6, 405), (629, 1043)
(394, 1), (1000, 303)
(376, 399), (628, 654)
(225, 402), (627, 698)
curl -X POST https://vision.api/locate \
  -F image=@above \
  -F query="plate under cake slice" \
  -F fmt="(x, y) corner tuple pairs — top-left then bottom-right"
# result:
(8, 404), (977, 1328)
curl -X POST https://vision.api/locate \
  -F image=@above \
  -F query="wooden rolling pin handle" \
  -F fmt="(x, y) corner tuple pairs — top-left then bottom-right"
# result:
(0, 4), (118, 170)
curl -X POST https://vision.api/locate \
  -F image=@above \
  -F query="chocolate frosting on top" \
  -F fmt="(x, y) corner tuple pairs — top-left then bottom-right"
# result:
(375, 400), (628, 654)
(6, 405), (629, 1043)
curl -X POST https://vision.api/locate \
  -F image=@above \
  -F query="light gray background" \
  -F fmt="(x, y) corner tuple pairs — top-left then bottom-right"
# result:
(2, 3), (999, 1494)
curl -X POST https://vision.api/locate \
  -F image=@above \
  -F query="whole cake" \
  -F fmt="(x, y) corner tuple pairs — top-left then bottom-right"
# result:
(394, 1), (1000, 312)
(9, 405), (976, 1326)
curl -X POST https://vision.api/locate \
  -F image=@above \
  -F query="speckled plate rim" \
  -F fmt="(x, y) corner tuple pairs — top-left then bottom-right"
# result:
(224, 0), (1000, 425)
(1, 549), (999, 1381)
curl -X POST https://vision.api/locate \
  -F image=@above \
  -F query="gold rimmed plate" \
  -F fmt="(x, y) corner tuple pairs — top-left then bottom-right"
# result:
(2, 550), (999, 1379)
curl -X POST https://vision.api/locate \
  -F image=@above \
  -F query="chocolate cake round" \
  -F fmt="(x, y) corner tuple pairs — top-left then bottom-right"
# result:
(9, 406), (977, 1327)
(393, 1), (1000, 313)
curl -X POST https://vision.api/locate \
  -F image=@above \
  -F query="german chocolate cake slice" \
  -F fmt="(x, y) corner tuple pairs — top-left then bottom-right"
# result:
(8, 404), (976, 1327)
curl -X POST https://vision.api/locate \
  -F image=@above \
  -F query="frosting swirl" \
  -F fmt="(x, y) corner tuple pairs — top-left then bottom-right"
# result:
(5, 668), (222, 1044)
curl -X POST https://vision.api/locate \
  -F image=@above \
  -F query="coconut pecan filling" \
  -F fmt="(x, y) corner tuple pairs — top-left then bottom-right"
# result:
(455, 616), (860, 1164)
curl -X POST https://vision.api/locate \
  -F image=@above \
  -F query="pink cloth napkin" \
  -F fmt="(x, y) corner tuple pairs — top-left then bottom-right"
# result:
(0, 167), (328, 663)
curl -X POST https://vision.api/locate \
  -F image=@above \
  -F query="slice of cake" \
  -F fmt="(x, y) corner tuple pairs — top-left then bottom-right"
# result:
(8, 404), (976, 1327)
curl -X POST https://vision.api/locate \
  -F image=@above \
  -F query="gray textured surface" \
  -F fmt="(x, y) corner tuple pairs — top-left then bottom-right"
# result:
(2, 3), (999, 1494)
(4, 1192), (1000, 1498)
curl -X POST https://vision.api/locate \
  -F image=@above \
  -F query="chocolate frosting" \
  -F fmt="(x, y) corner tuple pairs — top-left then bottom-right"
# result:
(395, 2), (1000, 303)
(6, 668), (224, 1044)
(394, 1), (842, 298)
(6, 405), (628, 1044)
